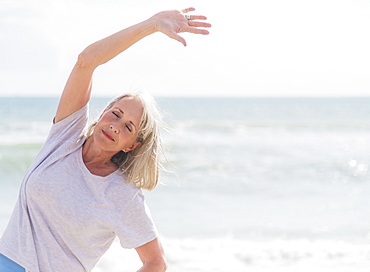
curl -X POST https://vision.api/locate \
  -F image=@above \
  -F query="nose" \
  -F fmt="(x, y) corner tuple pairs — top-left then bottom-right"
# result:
(110, 123), (120, 134)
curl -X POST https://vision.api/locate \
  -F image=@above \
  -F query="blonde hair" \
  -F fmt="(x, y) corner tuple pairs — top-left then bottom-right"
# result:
(87, 93), (162, 190)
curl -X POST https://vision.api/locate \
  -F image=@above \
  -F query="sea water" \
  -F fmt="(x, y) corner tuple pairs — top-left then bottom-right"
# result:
(0, 97), (369, 271)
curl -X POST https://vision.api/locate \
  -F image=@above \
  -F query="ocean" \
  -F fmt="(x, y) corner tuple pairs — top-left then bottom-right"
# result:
(0, 96), (369, 271)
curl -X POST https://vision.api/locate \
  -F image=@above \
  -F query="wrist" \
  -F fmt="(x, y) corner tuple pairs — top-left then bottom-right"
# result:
(145, 14), (161, 34)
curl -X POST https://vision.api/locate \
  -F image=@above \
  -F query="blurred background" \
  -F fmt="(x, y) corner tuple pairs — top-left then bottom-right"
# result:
(1, 0), (370, 271)
(1, 0), (370, 97)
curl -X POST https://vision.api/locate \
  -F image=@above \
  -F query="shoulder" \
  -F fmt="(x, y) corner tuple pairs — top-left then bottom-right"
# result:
(46, 104), (89, 143)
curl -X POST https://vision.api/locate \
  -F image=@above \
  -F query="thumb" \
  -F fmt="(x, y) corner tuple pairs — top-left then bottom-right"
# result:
(169, 31), (187, 47)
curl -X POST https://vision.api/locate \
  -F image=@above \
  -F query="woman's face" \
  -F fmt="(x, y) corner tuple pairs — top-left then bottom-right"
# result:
(93, 97), (143, 153)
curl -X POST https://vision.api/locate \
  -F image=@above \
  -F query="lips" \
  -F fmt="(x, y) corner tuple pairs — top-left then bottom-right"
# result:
(102, 130), (115, 141)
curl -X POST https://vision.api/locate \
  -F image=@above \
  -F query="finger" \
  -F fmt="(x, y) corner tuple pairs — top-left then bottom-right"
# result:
(189, 21), (212, 28)
(169, 31), (187, 46)
(181, 7), (195, 14)
(184, 26), (210, 35)
(186, 15), (208, 21)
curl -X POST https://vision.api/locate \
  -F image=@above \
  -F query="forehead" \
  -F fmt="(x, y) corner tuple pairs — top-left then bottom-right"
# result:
(112, 97), (143, 123)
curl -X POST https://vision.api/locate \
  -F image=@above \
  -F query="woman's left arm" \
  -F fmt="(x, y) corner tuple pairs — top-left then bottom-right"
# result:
(135, 238), (167, 272)
(54, 7), (210, 123)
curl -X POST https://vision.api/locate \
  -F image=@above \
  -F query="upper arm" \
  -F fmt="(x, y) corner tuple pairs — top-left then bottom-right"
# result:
(135, 238), (167, 271)
(54, 55), (95, 123)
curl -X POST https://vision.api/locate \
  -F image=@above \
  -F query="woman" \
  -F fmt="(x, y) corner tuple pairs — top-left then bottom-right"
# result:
(0, 7), (211, 272)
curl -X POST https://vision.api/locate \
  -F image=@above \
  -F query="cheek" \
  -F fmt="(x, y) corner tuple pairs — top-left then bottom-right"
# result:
(124, 132), (138, 143)
(100, 113), (113, 122)
(97, 114), (115, 128)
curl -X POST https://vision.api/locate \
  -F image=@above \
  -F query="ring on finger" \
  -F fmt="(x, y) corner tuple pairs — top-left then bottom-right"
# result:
(185, 14), (191, 20)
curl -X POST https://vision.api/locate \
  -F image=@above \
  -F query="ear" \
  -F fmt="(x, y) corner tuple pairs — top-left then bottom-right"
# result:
(123, 142), (142, 153)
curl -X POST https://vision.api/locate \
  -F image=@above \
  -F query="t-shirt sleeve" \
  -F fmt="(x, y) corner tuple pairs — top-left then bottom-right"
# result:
(25, 104), (89, 172)
(115, 192), (158, 249)
(45, 104), (89, 145)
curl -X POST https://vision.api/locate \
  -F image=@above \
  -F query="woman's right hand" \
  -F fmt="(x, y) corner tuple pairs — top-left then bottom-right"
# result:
(151, 7), (211, 46)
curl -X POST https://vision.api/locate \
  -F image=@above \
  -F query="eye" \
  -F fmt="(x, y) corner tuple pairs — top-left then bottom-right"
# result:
(126, 124), (132, 132)
(112, 111), (119, 118)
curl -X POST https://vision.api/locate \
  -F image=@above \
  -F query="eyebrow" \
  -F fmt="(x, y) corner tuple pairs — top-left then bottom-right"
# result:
(115, 107), (137, 130)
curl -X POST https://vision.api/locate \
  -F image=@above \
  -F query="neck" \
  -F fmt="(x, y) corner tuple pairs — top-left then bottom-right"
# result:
(82, 136), (117, 166)
(82, 137), (119, 177)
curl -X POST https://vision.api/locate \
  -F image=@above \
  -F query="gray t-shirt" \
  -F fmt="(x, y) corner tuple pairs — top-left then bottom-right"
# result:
(0, 105), (158, 272)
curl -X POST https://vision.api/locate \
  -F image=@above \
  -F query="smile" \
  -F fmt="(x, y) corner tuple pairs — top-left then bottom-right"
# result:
(102, 130), (115, 141)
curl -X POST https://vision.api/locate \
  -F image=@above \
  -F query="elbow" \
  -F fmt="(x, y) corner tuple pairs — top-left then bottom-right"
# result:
(143, 259), (167, 272)
(76, 48), (98, 70)
(156, 254), (168, 271)
(161, 259), (168, 272)
(153, 259), (168, 272)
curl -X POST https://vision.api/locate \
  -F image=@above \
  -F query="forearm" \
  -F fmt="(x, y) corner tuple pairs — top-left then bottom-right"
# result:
(55, 18), (157, 122)
(55, 8), (209, 122)
(79, 18), (157, 69)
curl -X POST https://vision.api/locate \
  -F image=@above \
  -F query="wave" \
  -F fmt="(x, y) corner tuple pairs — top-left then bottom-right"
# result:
(93, 237), (370, 272)
(0, 121), (50, 145)
(167, 119), (370, 135)
(0, 143), (42, 183)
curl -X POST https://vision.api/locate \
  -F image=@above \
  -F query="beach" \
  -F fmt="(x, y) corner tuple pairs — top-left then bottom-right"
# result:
(1, 97), (370, 271)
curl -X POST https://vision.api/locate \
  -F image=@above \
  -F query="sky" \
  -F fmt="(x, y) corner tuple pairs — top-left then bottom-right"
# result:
(1, 0), (370, 97)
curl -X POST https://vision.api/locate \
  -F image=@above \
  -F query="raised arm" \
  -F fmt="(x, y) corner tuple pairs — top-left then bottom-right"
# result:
(54, 7), (211, 123)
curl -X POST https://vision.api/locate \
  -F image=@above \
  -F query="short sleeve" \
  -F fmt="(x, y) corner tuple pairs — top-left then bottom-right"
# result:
(115, 192), (158, 249)
(23, 104), (89, 174)
(45, 104), (89, 144)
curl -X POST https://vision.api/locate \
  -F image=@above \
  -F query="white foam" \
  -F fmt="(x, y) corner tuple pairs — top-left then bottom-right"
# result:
(93, 237), (370, 272)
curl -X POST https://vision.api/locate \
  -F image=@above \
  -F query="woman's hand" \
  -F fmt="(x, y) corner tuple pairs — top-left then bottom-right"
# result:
(55, 7), (210, 123)
(151, 7), (211, 46)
